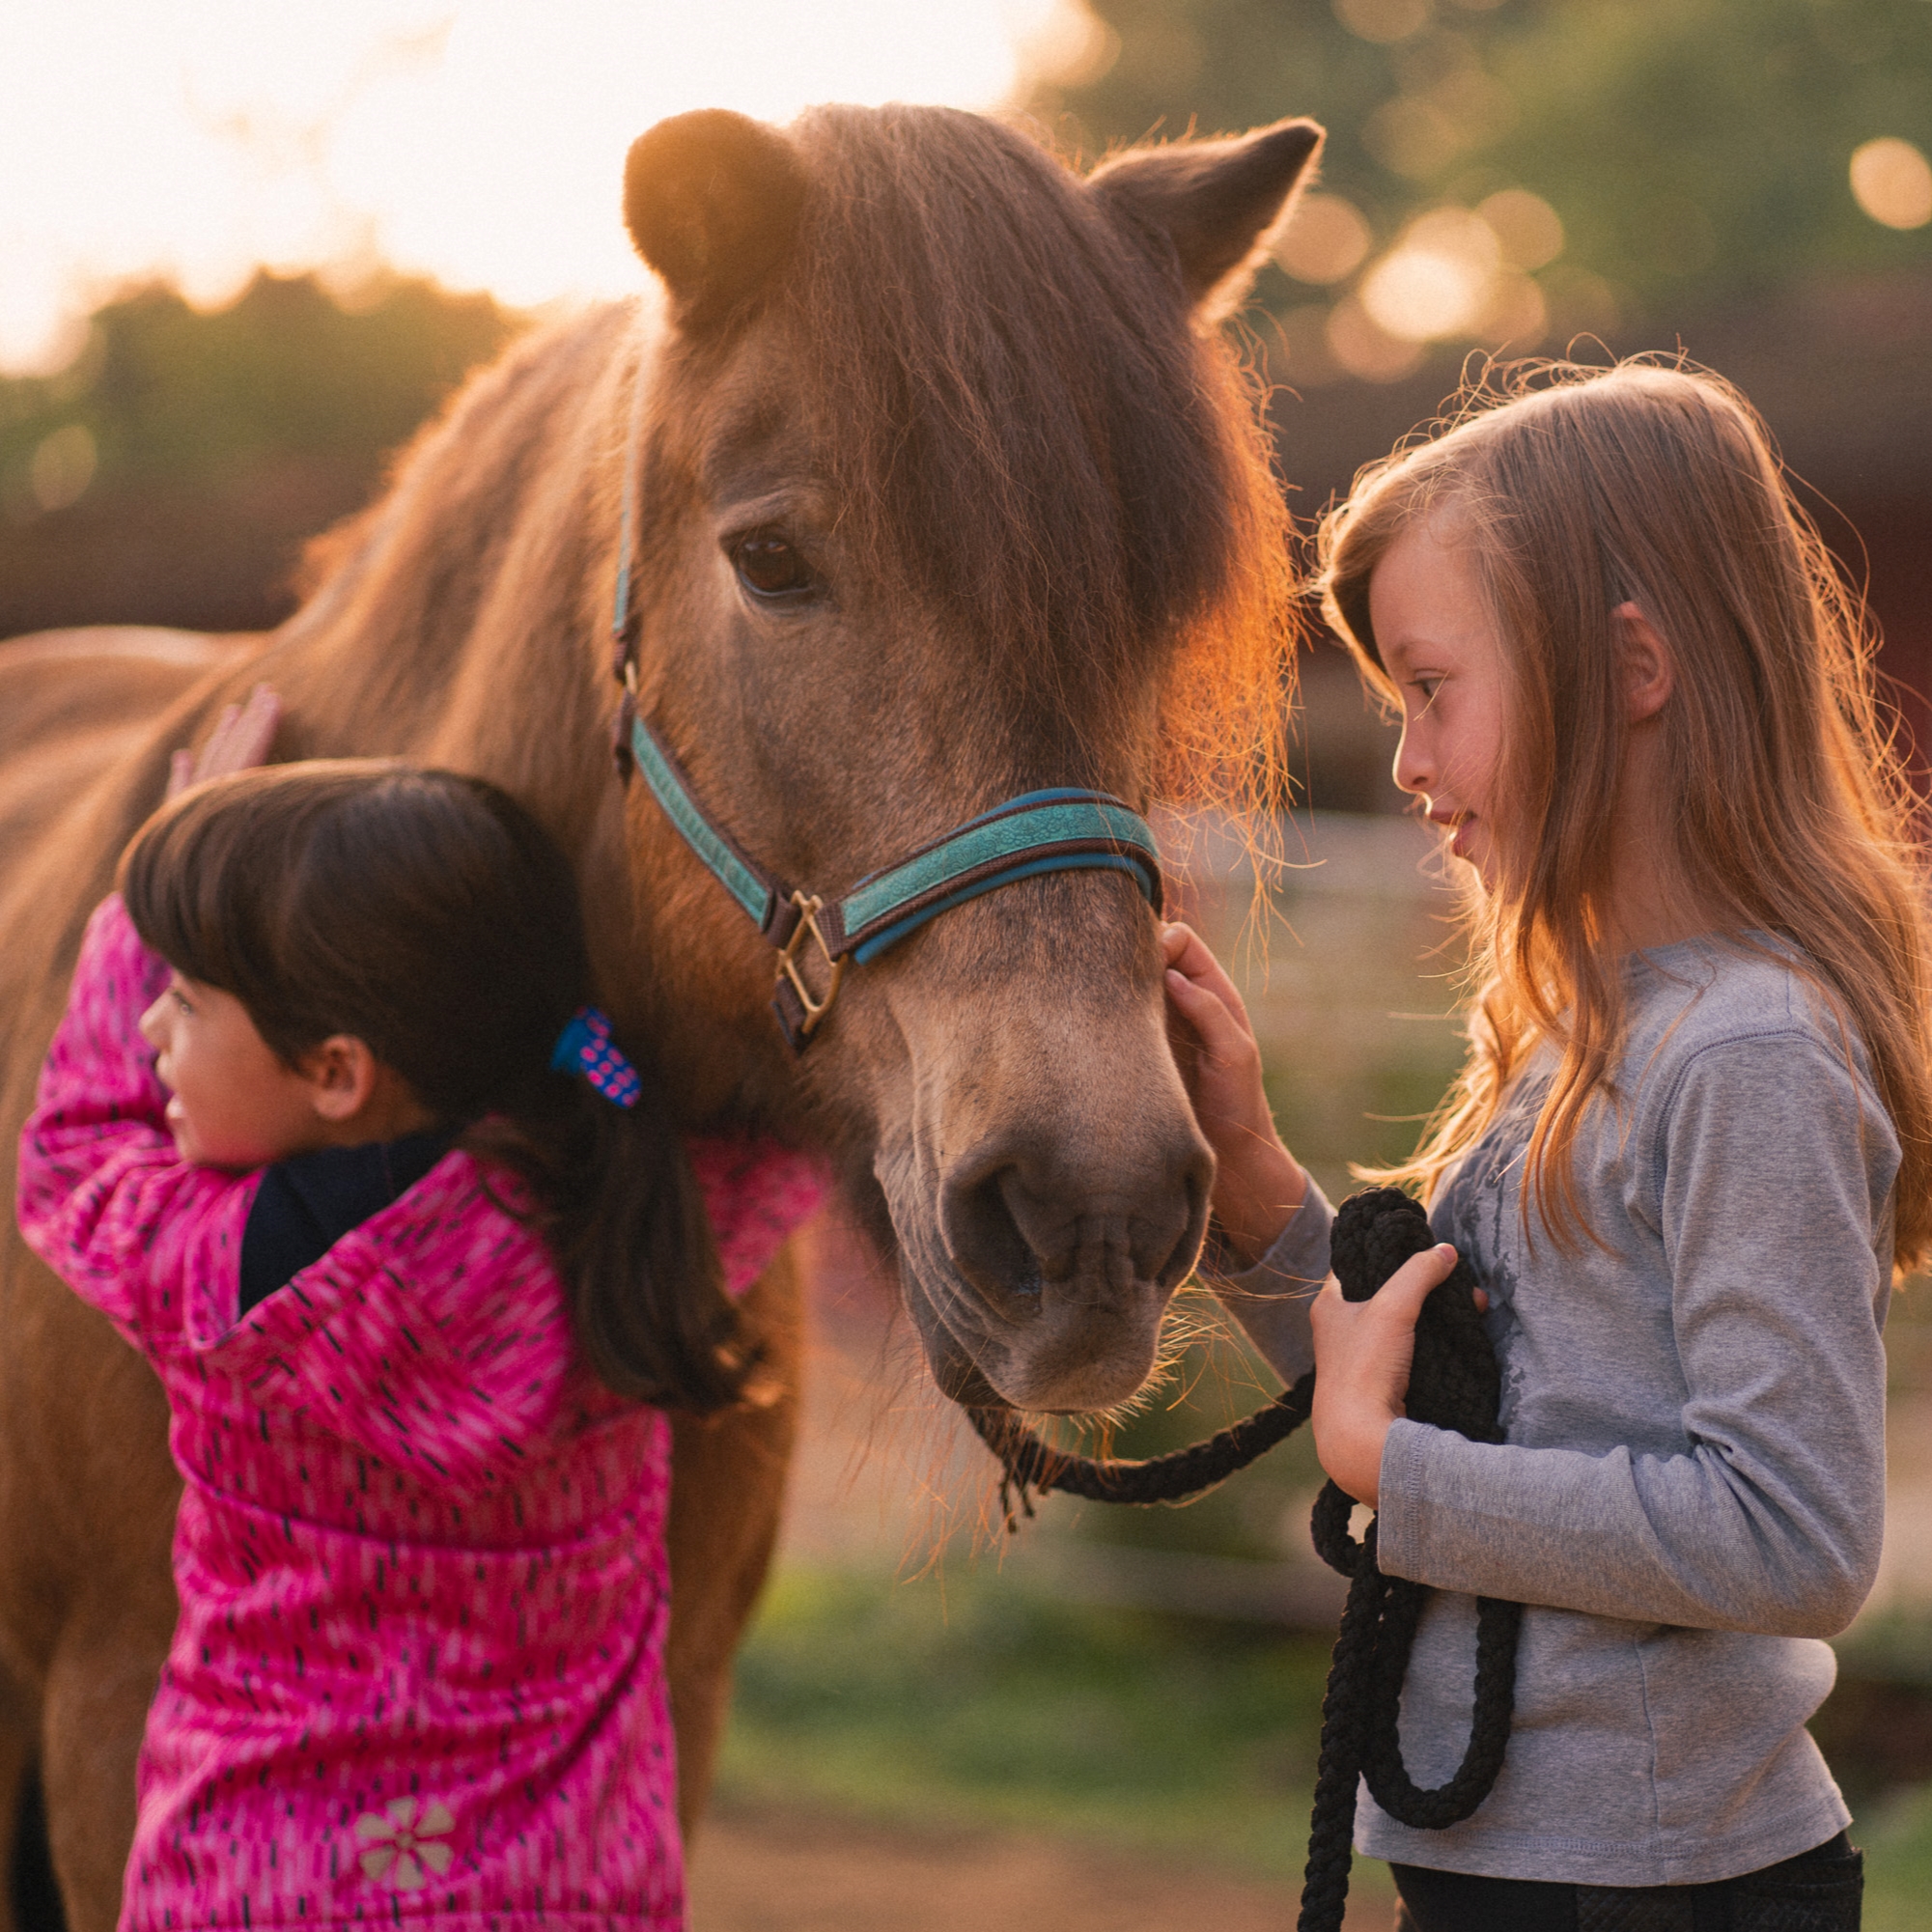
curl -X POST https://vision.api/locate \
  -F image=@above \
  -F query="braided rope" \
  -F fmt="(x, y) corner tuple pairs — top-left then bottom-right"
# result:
(1296, 1189), (1524, 1928)
(965, 1187), (1524, 1932)
(965, 1372), (1314, 1522)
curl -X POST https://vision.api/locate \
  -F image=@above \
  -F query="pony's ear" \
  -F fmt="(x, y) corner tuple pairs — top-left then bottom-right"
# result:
(1089, 119), (1324, 322)
(624, 110), (807, 332)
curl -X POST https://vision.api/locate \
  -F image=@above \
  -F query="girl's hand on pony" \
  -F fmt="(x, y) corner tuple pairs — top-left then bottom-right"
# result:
(1161, 921), (1307, 1266)
(167, 684), (281, 799)
(1310, 1241), (1460, 1506)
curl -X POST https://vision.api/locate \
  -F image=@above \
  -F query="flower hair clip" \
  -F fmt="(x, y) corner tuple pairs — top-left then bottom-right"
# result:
(549, 1006), (642, 1109)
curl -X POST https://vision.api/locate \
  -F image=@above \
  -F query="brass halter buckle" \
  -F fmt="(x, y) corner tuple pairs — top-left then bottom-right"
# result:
(775, 890), (848, 1038)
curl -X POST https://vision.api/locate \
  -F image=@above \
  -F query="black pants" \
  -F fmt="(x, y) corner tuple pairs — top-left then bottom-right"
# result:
(1391, 1831), (1862, 1931)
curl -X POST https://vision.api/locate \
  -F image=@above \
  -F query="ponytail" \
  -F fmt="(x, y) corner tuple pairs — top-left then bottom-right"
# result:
(467, 1073), (748, 1412)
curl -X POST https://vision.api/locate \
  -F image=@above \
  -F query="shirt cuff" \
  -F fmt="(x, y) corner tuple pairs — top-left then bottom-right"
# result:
(1373, 1416), (1437, 1579)
(1205, 1177), (1333, 1386)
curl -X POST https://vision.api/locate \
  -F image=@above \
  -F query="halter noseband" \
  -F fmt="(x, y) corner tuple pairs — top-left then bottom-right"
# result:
(604, 341), (1164, 1051)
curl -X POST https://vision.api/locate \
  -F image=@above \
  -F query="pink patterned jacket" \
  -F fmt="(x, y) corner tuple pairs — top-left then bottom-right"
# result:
(17, 898), (827, 1931)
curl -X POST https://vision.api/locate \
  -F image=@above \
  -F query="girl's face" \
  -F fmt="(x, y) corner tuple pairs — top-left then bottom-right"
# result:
(139, 972), (333, 1168)
(1369, 514), (1510, 888)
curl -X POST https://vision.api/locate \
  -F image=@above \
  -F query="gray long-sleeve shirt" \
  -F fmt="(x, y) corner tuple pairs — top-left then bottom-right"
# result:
(1221, 937), (1896, 1886)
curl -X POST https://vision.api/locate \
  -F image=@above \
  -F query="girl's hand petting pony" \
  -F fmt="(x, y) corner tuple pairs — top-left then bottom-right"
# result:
(1160, 919), (1304, 1264)
(167, 681), (280, 798)
(1162, 917), (1466, 1508)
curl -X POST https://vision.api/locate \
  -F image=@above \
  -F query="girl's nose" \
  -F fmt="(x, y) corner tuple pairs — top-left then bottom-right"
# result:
(1392, 722), (1432, 798)
(137, 995), (167, 1050)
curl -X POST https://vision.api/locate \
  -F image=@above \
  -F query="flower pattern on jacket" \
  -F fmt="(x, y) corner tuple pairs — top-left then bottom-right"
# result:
(356, 1796), (456, 1889)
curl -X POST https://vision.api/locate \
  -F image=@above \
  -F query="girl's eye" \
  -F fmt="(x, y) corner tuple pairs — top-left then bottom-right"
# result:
(730, 533), (816, 601)
(1410, 676), (1442, 710)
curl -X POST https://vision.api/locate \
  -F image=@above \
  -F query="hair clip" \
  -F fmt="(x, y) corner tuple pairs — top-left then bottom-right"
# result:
(549, 1006), (642, 1109)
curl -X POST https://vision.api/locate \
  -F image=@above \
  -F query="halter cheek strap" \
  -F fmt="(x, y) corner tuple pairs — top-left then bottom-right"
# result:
(603, 328), (1164, 1052)
(622, 713), (1162, 1049)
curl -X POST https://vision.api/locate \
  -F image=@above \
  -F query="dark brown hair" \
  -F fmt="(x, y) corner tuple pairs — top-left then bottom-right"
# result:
(120, 760), (744, 1408)
(1319, 359), (1932, 1271)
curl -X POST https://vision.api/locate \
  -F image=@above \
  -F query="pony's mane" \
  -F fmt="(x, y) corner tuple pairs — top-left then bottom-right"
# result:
(779, 105), (1299, 807)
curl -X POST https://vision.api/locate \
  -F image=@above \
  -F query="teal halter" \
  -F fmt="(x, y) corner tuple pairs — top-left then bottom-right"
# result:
(604, 341), (1163, 1050)
(618, 710), (1162, 1049)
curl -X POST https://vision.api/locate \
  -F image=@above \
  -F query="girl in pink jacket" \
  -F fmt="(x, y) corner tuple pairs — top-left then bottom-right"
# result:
(17, 749), (826, 1932)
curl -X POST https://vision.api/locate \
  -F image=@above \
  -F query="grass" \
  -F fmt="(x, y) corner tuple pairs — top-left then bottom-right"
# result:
(716, 1561), (1397, 1919)
(719, 1564), (1333, 1878)
(1863, 1786), (1932, 1931)
(718, 1561), (1932, 1926)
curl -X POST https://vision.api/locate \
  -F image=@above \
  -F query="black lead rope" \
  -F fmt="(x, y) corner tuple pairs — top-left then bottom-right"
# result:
(966, 1188), (1525, 1932)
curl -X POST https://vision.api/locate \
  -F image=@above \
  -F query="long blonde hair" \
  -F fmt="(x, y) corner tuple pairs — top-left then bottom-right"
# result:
(1319, 359), (1932, 1270)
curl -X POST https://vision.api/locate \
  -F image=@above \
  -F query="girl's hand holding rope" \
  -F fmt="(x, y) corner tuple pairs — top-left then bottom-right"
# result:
(1311, 1242), (1464, 1506)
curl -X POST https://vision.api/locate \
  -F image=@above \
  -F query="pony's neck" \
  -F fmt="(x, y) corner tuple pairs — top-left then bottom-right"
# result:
(264, 304), (639, 847)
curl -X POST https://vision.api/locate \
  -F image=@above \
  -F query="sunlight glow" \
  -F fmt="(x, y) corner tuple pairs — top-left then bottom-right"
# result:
(1850, 137), (1932, 232)
(1272, 194), (1373, 286)
(0, 0), (1106, 372)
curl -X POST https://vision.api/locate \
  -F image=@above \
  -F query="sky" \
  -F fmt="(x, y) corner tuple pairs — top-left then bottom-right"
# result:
(0, 0), (1108, 373)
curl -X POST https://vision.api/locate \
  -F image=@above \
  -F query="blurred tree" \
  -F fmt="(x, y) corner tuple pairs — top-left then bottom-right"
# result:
(0, 271), (522, 636)
(1031, 0), (1932, 335)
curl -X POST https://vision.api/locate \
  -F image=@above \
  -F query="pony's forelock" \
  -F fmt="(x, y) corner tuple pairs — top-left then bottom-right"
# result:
(776, 105), (1299, 811)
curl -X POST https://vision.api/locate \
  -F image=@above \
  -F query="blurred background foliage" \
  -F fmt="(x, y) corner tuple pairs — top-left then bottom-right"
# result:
(0, 270), (522, 636)
(5, 0), (1925, 799)
(1032, 0), (1932, 355)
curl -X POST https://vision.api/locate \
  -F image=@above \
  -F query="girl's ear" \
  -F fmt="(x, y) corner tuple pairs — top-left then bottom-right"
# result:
(298, 1035), (381, 1124)
(1613, 602), (1674, 723)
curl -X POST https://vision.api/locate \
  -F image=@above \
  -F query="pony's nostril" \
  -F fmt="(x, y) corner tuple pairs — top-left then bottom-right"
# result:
(942, 1165), (1046, 1307)
(1154, 1158), (1213, 1290)
(1154, 1222), (1197, 1291)
(939, 1133), (1212, 1309)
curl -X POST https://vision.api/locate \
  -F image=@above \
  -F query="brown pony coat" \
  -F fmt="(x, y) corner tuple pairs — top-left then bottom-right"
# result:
(0, 105), (1318, 1928)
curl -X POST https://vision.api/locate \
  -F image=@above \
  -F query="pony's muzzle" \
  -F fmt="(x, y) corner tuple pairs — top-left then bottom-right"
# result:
(938, 1125), (1212, 1329)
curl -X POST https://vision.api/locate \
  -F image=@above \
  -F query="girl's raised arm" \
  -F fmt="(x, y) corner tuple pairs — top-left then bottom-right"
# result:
(16, 897), (250, 1348)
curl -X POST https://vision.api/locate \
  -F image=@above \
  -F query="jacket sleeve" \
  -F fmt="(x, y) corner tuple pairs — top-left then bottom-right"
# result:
(1376, 1033), (1892, 1638)
(15, 896), (252, 1350)
(686, 1136), (829, 1296)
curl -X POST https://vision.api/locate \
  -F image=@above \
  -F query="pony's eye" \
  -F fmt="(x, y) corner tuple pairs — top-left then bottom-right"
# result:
(731, 533), (815, 600)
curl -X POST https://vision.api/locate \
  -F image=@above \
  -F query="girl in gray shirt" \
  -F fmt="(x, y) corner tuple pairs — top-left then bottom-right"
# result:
(1164, 362), (1932, 1930)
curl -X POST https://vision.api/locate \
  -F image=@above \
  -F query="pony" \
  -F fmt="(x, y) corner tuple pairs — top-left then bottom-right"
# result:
(0, 102), (1319, 1927)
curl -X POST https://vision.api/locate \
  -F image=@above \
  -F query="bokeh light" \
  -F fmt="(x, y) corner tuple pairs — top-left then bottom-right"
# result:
(1273, 194), (1374, 285)
(28, 426), (98, 513)
(1850, 137), (1932, 231)
(0, 0), (1106, 373)
(1476, 188), (1564, 271)
(1325, 295), (1425, 382)
(1332, 0), (1433, 47)
(1359, 207), (1498, 341)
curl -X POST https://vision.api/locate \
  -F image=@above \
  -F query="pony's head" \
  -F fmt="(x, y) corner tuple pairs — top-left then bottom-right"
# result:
(614, 104), (1317, 1412)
